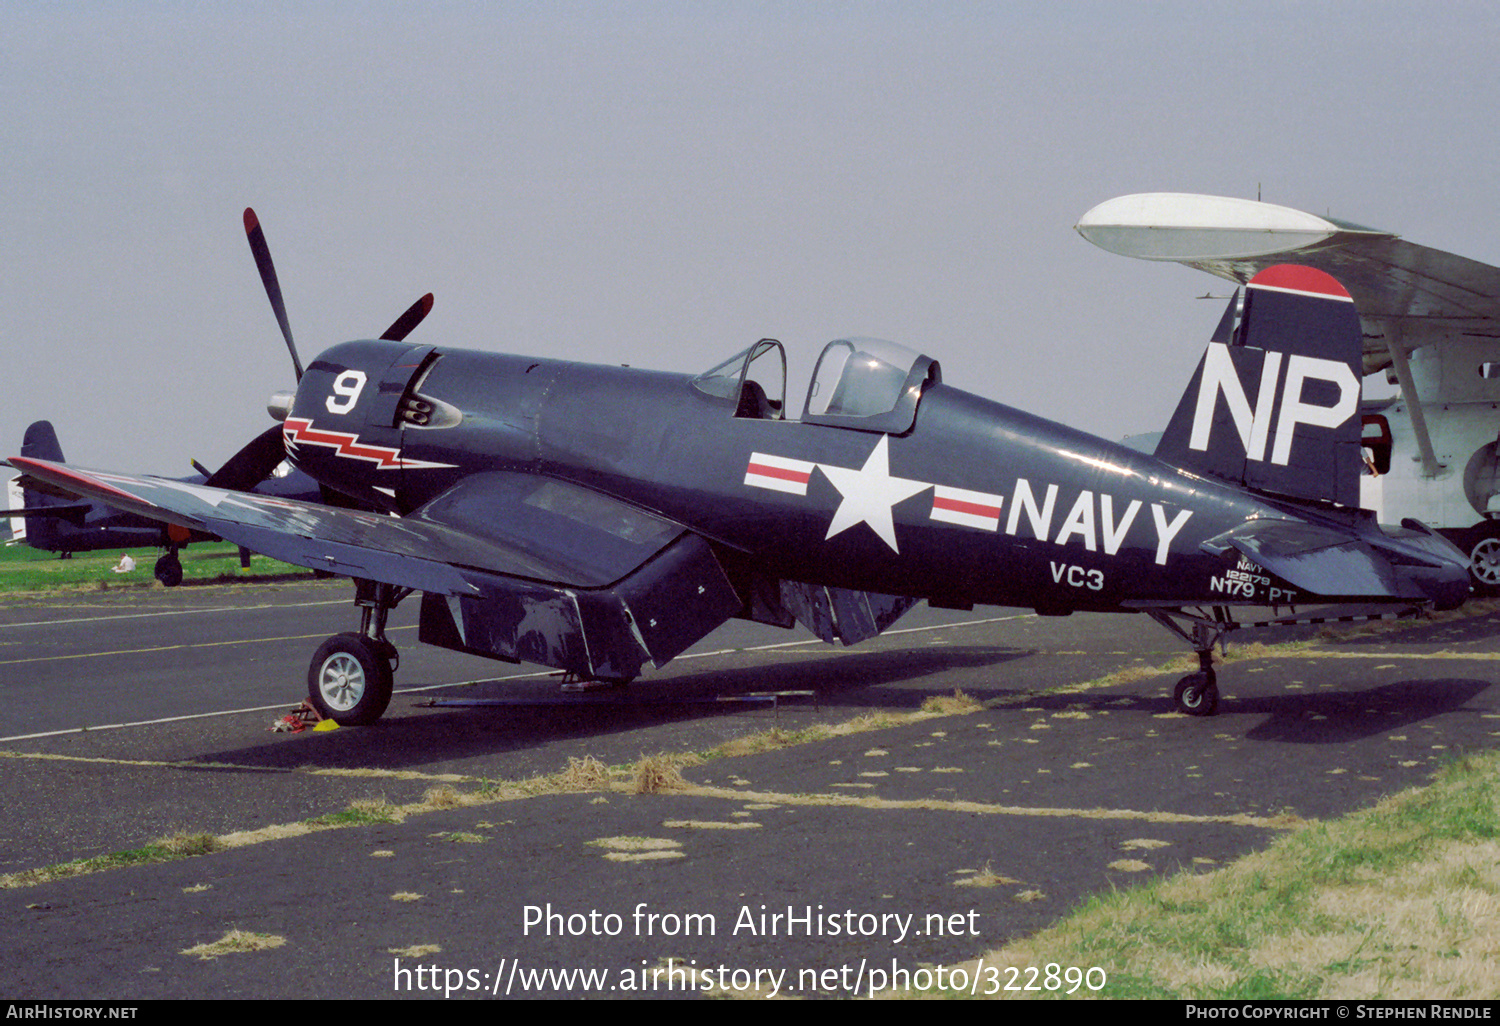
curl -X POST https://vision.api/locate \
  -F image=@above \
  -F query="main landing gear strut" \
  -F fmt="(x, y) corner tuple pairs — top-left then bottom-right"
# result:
(307, 580), (409, 725)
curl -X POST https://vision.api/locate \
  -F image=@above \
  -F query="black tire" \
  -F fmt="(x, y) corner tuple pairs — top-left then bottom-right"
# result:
(369, 636), (400, 674)
(1173, 671), (1219, 717)
(1466, 522), (1500, 595)
(154, 554), (183, 587)
(307, 633), (393, 725)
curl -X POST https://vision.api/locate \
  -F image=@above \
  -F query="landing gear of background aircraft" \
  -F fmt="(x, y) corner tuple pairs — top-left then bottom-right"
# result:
(1464, 521), (1500, 595)
(154, 552), (183, 587)
(306, 580), (409, 725)
(1172, 669), (1219, 716)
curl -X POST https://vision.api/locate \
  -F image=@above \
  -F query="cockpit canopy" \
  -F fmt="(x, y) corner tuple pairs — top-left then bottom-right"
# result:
(691, 338), (787, 419)
(692, 336), (939, 434)
(803, 338), (939, 435)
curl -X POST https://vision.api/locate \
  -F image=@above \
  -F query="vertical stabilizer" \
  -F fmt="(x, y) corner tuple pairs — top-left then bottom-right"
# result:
(1155, 264), (1363, 506)
(21, 421), (65, 463)
(16, 421), (69, 550)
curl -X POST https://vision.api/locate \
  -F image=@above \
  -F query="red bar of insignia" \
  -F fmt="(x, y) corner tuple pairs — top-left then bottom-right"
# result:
(930, 485), (1003, 531)
(745, 452), (815, 496)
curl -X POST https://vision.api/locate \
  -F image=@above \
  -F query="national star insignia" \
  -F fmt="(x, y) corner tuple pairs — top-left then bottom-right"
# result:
(818, 435), (931, 553)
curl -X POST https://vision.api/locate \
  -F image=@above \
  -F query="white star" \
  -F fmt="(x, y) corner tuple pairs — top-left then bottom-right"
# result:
(818, 435), (931, 552)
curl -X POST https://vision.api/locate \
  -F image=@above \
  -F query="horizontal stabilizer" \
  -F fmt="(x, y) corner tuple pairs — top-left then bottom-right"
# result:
(1200, 516), (1468, 608)
(0, 503), (91, 524)
(1200, 518), (1397, 597)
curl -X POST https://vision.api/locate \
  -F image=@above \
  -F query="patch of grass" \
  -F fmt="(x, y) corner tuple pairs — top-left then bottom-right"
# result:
(558, 755), (612, 791)
(922, 689), (983, 715)
(634, 753), (690, 793)
(587, 836), (681, 851)
(390, 944), (442, 957)
(589, 836), (685, 862)
(905, 751), (1500, 1000)
(435, 832), (486, 844)
(954, 863), (1018, 889)
(0, 541), (320, 597)
(181, 929), (286, 960)
(0, 831), (219, 888)
(306, 797), (401, 827)
(421, 785), (462, 809)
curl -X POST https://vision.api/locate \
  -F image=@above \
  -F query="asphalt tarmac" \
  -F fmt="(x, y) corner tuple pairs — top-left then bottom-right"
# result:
(1, 578), (1497, 999)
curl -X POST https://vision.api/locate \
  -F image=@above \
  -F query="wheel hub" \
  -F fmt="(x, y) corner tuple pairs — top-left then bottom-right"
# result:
(318, 653), (366, 711)
(1472, 538), (1500, 585)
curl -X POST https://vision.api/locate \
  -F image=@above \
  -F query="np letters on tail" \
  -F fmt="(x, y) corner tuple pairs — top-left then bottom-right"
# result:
(1156, 264), (1364, 508)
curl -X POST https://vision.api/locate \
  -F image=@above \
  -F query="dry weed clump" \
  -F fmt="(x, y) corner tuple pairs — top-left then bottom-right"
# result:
(634, 753), (690, 793)
(954, 863), (1018, 888)
(558, 755), (613, 791)
(422, 784), (463, 809)
(152, 832), (219, 857)
(921, 689), (983, 715)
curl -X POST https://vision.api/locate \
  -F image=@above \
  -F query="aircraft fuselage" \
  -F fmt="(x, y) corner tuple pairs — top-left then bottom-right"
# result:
(283, 338), (1457, 617)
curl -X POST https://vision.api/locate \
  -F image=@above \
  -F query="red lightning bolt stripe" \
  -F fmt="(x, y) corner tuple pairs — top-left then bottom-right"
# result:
(282, 418), (455, 471)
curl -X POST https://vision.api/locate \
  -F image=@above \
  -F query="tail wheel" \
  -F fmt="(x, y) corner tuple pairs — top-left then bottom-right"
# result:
(1466, 522), (1500, 595)
(1173, 671), (1219, 716)
(308, 633), (393, 725)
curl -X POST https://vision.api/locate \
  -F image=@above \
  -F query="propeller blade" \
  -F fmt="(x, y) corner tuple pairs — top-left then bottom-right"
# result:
(190, 459), (213, 479)
(203, 424), (287, 492)
(243, 208), (304, 382)
(380, 293), (435, 342)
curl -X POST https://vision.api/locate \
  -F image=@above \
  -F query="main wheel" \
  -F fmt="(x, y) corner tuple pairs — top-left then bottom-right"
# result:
(154, 554), (183, 587)
(1173, 671), (1219, 716)
(1466, 523), (1500, 595)
(308, 633), (393, 725)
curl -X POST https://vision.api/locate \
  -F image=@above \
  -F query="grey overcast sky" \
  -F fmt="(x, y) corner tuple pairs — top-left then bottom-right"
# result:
(4, 1), (1497, 476)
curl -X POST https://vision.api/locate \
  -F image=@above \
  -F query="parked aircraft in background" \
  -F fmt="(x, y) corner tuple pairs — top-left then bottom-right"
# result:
(1, 419), (323, 584)
(8, 210), (1470, 723)
(1077, 192), (1500, 592)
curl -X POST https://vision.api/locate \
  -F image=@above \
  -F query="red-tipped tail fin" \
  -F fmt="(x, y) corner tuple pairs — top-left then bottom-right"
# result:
(1155, 264), (1363, 506)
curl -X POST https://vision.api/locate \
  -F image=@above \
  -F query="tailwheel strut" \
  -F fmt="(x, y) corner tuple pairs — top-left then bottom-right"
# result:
(1172, 646), (1219, 717)
(1146, 607), (1229, 717)
(306, 580), (410, 725)
(1142, 602), (1427, 718)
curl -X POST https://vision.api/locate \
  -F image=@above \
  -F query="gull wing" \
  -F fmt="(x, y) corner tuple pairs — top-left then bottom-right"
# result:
(8, 457), (743, 679)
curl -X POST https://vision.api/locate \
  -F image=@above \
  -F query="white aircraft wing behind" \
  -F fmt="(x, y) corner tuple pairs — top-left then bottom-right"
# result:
(1076, 192), (1500, 377)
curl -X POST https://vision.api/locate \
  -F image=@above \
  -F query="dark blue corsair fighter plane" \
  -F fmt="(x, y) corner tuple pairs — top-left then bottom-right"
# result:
(7, 211), (1472, 724)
